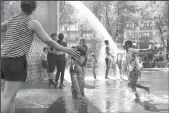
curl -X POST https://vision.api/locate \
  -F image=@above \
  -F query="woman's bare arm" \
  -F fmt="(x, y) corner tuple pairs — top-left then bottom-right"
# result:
(28, 20), (79, 58)
(1, 20), (9, 32)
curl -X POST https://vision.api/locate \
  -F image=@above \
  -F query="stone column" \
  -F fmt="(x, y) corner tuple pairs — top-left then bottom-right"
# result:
(47, 1), (58, 36)
(57, 1), (60, 36)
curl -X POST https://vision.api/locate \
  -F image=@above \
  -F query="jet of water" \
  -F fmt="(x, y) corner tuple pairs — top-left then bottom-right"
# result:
(67, 1), (125, 78)
(66, 1), (120, 54)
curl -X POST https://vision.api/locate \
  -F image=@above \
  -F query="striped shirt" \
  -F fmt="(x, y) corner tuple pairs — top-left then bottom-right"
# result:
(1, 12), (34, 58)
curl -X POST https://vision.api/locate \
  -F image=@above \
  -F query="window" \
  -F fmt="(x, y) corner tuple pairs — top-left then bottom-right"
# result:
(141, 33), (144, 39)
(134, 33), (136, 39)
(126, 24), (129, 28)
(126, 33), (129, 39)
(132, 24), (135, 30)
(130, 33), (133, 39)
(150, 32), (153, 39)
(147, 32), (150, 39)
(135, 33), (138, 39)
(149, 23), (152, 30)
(138, 32), (141, 39)
(145, 23), (148, 30)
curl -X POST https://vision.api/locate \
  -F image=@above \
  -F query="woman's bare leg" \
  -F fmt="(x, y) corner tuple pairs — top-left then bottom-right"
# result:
(1, 81), (23, 113)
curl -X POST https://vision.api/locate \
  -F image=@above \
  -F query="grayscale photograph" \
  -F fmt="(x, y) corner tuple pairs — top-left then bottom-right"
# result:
(1, 1), (169, 113)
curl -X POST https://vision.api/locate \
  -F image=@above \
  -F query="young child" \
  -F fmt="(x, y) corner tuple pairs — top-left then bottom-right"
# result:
(104, 40), (112, 79)
(41, 47), (48, 80)
(91, 53), (97, 79)
(117, 53), (123, 78)
(123, 40), (152, 101)
(69, 46), (87, 113)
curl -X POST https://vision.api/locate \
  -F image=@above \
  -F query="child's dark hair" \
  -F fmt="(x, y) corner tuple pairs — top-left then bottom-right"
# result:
(124, 40), (133, 47)
(58, 33), (64, 41)
(71, 46), (86, 60)
(104, 40), (109, 45)
(43, 47), (47, 51)
(80, 38), (85, 43)
(21, 1), (37, 15)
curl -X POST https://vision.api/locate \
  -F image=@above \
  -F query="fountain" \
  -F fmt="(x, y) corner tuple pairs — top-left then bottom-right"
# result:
(67, 1), (124, 79)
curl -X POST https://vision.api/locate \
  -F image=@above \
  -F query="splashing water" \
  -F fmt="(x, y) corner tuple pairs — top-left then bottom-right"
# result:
(67, 1), (124, 78)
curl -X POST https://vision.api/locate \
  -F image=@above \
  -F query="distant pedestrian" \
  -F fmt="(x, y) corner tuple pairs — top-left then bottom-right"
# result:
(104, 40), (112, 79)
(55, 33), (67, 89)
(91, 53), (97, 79)
(47, 33), (58, 88)
(41, 47), (48, 80)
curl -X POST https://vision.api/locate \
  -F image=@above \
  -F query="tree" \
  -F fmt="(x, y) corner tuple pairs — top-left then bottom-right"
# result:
(141, 1), (168, 48)
(59, 1), (75, 29)
(112, 1), (141, 44)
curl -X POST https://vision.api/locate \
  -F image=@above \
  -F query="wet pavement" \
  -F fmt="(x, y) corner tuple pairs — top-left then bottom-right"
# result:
(1, 68), (169, 113)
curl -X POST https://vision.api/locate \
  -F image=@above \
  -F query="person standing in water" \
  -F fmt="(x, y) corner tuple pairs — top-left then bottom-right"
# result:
(1, 1), (80, 113)
(104, 40), (112, 79)
(69, 46), (87, 113)
(55, 33), (67, 89)
(123, 40), (152, 101)
(47, 33), (58, 87)
(41, 47), (48, 80)
(79, 38), (88, 78)
(91, 53), (97, 79)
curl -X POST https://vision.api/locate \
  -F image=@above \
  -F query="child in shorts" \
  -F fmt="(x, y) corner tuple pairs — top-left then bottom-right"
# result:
(123, 40), (153, 101)
(69, 46), (87, 112)
(41, 47), (48, 80)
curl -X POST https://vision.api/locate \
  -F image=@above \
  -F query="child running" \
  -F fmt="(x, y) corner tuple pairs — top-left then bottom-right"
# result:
(123, 40), (152, 101)
(69, 46), (87, 113)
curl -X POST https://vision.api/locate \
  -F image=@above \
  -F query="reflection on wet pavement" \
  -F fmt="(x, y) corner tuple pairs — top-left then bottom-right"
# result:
(1, 69), (168, 113)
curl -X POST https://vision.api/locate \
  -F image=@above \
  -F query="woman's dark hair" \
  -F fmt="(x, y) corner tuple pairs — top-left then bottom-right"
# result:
(21, 1), (37, 15)
(58, 33), (64, 41)
(104, 40), (109, 45)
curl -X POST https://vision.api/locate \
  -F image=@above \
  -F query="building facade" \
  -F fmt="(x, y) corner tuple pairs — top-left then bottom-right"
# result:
(60, 20), (100, 55)
(124, 20), (161, 49)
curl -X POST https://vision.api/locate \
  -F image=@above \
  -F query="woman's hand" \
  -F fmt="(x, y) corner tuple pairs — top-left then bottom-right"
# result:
(67, 48), (80, 60)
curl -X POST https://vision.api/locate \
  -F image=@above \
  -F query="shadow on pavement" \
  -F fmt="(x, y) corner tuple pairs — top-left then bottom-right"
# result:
(46, 97), (67, 113)
(46, 96), (102, 113)
(136, 100), (169, 112)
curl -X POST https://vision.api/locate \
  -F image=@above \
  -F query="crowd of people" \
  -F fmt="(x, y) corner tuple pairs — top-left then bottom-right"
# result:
(1, 1), (166, 113)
